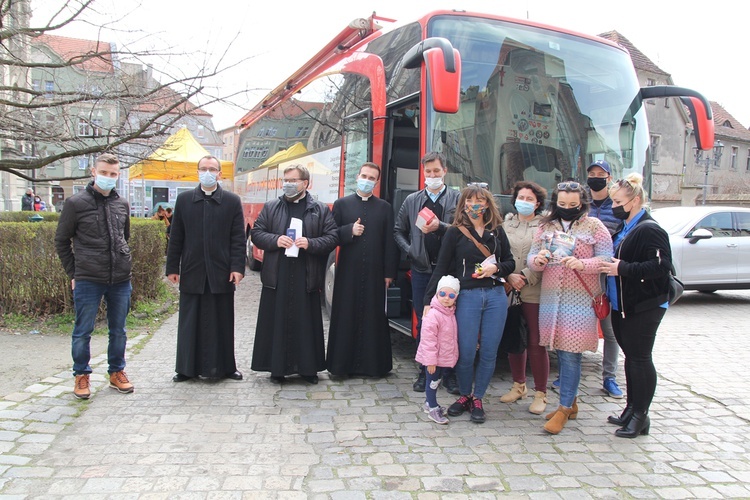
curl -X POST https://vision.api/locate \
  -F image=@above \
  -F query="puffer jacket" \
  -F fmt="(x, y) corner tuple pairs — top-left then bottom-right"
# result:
(250, 193), (338, 292)
(55, 182), (131, 285)
(394, 187), (460, 272)
(415, 295), (459, 368)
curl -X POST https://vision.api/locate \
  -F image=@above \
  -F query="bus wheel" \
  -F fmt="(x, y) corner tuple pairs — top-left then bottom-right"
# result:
(324, 252), (335, 316)
(247, 237), (261, 271)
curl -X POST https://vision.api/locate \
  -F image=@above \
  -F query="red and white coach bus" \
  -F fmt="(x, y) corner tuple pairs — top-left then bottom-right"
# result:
(233, 10), (714, 335)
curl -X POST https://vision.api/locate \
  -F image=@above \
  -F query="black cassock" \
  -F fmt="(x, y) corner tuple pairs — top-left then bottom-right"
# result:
(251, 197), (338, 378)
(166, 185), (246, 378)
(326, 193), (398, 377)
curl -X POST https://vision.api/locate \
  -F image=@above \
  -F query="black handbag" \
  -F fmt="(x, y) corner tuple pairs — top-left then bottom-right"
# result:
(668, 272), (684, 306)
(499, 290), (528, 355)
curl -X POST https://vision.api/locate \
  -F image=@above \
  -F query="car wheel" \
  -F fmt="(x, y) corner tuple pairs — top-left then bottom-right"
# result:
(324, 252), (336, 316)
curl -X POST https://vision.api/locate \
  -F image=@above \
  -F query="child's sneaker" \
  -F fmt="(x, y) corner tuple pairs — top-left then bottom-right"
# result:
(422, 401), (445, 414)
(427, 406), (449, 424)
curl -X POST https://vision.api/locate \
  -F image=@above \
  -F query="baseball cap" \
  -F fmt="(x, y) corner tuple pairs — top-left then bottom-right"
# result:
(587, 160), (611, 174)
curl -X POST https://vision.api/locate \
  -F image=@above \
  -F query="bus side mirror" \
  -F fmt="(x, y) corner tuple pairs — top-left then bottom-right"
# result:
(402, 37), (462, 114)
(640, 85), (715, 151)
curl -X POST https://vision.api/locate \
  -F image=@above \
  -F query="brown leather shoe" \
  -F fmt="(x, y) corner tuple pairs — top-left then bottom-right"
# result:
(545, 397), (578, 420)
(109, 371), (134, 393)
(544, 405), (576, 434)
(74, 374), (91, 399)
(499, 382), (528, 403)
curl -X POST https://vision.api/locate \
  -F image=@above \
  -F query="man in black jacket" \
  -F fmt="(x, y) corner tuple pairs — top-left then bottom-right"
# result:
(55, 153), (134, 399)
(166, 156), (246, 383)
(250, 165), (338, 384)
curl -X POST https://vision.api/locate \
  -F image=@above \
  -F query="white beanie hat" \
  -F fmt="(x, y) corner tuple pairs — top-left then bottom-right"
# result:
(437, 275), (460, 294)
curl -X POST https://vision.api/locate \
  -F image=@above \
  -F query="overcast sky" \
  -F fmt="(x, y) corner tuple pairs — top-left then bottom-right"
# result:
(37, 0), (748, 131)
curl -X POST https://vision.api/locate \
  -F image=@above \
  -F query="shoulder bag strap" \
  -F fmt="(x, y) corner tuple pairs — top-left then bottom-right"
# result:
(457, 226), (491, 258)
(573, 270), (597, 299)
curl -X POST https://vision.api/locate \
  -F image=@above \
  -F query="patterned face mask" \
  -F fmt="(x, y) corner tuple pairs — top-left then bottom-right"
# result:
(465, 203), (487, 219)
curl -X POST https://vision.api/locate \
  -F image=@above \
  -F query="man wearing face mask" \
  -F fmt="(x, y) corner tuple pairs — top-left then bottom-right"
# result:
(394, 152), (461, 393)
(251, 165), (338, 384)
(586, 160), (624, 400)
(166, 156), (246, 383)
(55, 153), (134, 399)
(326, 162), (399, 378)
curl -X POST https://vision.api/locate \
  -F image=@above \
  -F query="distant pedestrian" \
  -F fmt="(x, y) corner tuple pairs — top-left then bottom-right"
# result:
(166, 155), (245, 383)
(250, 165), (338, 384)
(416, 275), (460, 425)
(326, 162), (398, 378)
(54, 153), (134, 399)
(33, 195), (46, 211)
(21, 188), (34, 211)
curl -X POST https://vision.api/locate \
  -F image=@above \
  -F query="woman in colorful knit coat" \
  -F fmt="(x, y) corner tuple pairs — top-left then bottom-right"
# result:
(528, 181), (613, 434)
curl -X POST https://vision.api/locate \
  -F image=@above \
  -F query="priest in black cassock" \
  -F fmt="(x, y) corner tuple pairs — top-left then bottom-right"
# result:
(166, 156), (246, 383)
(326, 162), (399, 378)
(250, 165), (338, 384)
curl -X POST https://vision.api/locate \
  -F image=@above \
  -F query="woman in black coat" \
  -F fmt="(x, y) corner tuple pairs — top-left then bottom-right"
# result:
(598, 173), (673, 438)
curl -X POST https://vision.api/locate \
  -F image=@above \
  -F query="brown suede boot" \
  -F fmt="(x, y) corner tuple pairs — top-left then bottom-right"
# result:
(545, 397), (578, 420)
(544, 405), (575, 434)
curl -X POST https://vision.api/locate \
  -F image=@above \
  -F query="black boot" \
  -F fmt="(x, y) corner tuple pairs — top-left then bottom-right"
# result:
(615, 412), (650, 438)
(413, 370), (426, 392)
(607, 406), (634, 426)
(442, 371), (460, 395)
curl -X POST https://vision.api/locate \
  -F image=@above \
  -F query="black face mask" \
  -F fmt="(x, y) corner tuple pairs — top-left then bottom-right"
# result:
(587, 177), (608, 192)
(557, 206), (582, 221)
(612, 204), (630, 220)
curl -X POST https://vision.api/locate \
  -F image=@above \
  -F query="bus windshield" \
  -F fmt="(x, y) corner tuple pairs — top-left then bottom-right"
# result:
(427, 15), (649, 206)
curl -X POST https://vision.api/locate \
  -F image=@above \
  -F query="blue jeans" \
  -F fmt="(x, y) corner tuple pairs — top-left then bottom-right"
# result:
(72, 280), (132, 375)
(455, 286), (507, 399)
(556, 350), (582, 408)
(410, 268), (433, 335)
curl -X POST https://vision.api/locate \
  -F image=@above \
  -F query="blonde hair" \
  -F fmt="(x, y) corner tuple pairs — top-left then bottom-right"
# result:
(610, 172), (649, 209)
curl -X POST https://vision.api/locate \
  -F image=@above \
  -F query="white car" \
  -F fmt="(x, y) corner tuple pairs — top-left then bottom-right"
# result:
(650, 206), (750, 292)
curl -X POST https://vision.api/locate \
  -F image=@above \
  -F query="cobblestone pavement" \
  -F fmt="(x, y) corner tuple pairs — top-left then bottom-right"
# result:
(1, 271), (750, 499)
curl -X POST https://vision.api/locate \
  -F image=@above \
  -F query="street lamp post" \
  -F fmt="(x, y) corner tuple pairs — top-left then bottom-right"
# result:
(695, 140), (724, 205)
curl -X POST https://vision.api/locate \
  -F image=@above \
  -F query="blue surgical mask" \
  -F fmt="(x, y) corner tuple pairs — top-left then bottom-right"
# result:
(356, 178), (376, 194)
(515, 200), (536, 216)
(199, 170), (218, 188)
(405, 109), (416, 118)
(94, 175), (117, 192)
(282, 181), (302, 198)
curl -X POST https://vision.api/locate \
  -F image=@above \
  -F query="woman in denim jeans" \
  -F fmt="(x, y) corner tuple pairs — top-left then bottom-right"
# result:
(423, 184), (515, 423)
(528, 182), (613, 434)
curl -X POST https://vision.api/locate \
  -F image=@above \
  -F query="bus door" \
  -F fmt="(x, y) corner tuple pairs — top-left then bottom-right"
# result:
(384, 99), (421, 336)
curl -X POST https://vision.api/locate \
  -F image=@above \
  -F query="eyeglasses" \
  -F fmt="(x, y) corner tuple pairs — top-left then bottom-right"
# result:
(438, 291), (457, 299)
(198, 167), (220, 173)
(284, 178), (302, 183)
(557, 181), (580, 191)
(468, 182), (489, 189)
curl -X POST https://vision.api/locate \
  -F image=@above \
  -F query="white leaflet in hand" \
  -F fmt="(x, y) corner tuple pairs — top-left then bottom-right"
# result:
(480, 254), (497, 269)
(285, 217), (303, 258)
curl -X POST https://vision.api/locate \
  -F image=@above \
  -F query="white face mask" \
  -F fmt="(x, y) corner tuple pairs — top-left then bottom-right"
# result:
(424, 176), (444, 190)
(199, 170), (218, 188)
(282, 181), (302, 198)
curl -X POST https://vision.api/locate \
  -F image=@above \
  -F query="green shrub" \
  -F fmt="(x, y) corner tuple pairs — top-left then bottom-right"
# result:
(0, 217), (166, 316)
(0, 211), (61, 222)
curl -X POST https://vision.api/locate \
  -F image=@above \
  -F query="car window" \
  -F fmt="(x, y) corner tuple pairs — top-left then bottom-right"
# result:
(736, 212), (750, 236)
(690, 212), (733, 237)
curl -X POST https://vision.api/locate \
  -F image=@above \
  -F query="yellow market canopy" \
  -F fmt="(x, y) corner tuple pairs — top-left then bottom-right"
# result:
(128, 127), (234, 181)
(259, 142), (307, 168)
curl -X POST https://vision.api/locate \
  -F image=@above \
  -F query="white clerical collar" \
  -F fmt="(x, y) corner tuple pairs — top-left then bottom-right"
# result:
(356, 190), (372, 200)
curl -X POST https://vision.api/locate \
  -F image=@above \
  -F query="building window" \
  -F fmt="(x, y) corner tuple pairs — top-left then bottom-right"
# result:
(92, 118), (103, 137)
(266, 127), (277, 137)
(44, 80), (54, 98)
(32, 79), (41, 92)
(257, 128), (265, 137)
(197, 125), (205, 138)
(78, 157), (89, 170)
(731, 146), (738, 170)
(77, 118), (92, 137)
(650, 135), (660, 164)
(242, 146), (252, 159)
(646, 78), (656, 105)
(746, 149), (750, 171)
(295, 126), (310, 137)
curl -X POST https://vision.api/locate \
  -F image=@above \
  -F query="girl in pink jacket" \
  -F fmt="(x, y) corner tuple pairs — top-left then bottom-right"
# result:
(416, 275), (460, 424)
